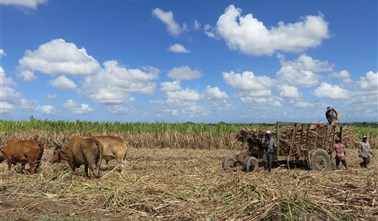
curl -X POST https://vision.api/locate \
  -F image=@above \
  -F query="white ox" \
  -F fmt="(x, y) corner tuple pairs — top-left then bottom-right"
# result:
(93, 135), (128, 167)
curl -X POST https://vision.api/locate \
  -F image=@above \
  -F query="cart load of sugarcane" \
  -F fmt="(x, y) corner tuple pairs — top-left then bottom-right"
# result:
(236, 123), (358, 157)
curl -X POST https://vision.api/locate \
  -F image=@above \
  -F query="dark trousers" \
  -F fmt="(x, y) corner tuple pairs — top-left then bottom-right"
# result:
(335, 158), (348, 169)
(360, 157), (370, 168)
(263, 152), (272, 172)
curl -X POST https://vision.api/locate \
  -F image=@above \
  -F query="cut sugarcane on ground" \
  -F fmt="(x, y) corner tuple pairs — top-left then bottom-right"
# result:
(0, 146), (377, 220)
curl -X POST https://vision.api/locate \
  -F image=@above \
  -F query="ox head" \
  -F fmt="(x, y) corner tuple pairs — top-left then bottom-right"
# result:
(49, 141), (68, 163)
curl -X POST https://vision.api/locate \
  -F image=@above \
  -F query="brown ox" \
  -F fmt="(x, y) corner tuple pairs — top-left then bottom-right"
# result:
(0, 139), (44, 174)
(50, 136), (103, 178)
(93, 135), (128, 166)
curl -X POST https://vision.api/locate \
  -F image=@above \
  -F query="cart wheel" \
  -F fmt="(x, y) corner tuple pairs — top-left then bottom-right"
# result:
(310, 149), (331, 171)
(222, 156), (238, 170)
(244, 156), (259, 172)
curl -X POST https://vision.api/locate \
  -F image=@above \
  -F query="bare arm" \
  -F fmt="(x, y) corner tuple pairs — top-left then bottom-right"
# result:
(370, 150), (375, 157)
(330, 145), (335, 154)
(358, 144), (362, 156)
(333, 108), (338, 116)
(368, 144), (374, 157)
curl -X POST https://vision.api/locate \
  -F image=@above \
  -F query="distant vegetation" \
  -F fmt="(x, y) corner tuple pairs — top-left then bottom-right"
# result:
(1, 116), (377, 135)
(1, 117), (377, 149)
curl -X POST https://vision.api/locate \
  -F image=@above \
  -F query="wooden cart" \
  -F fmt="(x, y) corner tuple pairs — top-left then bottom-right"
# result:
(222, 122), (342, 172)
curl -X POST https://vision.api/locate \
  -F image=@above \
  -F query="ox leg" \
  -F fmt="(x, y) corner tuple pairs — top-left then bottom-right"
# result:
(29, 163), (36, 174)
(36, 161), (42, 169)
(68, 157), (76, 172)
(96, 155), (102, 177)
(20, 163), (26, 173)
(89, 163), (99, 178)
(7, 160), (12, 171)
(88, 162), (99, 178)
(84, 164), (89, 177)
(117, 158), (127, 172)
(95, 164), (100, 177)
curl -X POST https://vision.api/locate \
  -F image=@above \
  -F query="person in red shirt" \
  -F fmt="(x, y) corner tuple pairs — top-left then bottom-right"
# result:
(331, 136), (348, 170)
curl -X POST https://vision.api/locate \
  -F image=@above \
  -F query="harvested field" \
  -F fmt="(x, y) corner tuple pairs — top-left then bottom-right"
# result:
(0, 146), (377, 221)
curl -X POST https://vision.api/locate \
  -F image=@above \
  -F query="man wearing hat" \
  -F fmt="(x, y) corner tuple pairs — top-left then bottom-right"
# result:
(358, 136), (374, 168)
(325, 106), (339, 125)
(261, 130), (277, 172)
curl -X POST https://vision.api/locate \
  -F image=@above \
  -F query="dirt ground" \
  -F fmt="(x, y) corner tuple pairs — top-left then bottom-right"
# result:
(0, 147), (377, 221)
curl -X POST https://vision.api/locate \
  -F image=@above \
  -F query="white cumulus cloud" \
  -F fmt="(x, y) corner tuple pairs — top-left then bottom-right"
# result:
(161, 80), (182, 92)
(223, 71), (278, 105)
(294, 101), (314, 108)
(152, 8), (187, 37)
(0, 49), (6, 57)
(223, 71), (274, 92)
(1, 0), (48, 10)
(49, 76), (77, 89)
(38, 105), (55, 114)
(204, 86), (228, 100)
(0, 67), (21, 114)
(314, 82), (350, 99)
(153, 86), (205, 119)
(0, 102), (14, 114)
(204, 24), (218, 39)
(0, 67), (15, 87)
(279, 85), (301, 99)
(17, 39), (100, 81)
(277, 54), (333, 87)
(166, 89), (201, 102)
(210, 5), (330, 56)
(168, 66), (202, 80)
(342, 71), (378, 120)
(18, 69), (36, 81)
(356, 71), (378, 91)
(160, 81), (201, 103)
(64, 99), (92, 114)
(81, 60), (159, 105)
(329, 70), (353, 84)
(168, 43), (190, 53)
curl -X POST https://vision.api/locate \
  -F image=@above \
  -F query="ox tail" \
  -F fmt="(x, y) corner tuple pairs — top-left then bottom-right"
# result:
(36, 141), (44, 169)
(38, 141), (45, 156)
(121, 137), (129, 161)
(123, 143), (128, 162)
(96, 139), (104, 177)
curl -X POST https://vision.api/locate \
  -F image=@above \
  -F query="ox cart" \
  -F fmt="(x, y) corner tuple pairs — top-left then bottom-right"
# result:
(222, 122), (343, 172)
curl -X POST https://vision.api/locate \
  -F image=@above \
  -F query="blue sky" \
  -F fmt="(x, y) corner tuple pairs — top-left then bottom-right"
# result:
(1, 0), (377, 123)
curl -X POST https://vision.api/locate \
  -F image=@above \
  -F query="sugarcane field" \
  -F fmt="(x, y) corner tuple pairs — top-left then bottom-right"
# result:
(0, 120), (377, 221)
(3, 0), (378, 220)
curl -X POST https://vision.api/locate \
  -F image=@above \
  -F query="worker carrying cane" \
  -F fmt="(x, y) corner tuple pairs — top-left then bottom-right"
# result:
(325, 106), (339, 125)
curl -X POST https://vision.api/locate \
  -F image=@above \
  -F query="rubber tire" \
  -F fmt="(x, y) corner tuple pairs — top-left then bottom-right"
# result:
(310, 149), (331, 171)
(244, 156), (259, 172)
(222, 156), (237, 170)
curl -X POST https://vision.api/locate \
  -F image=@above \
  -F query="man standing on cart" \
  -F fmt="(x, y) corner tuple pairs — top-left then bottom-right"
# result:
(325, 106), (339, 125)
(262, 130), (277, 172)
